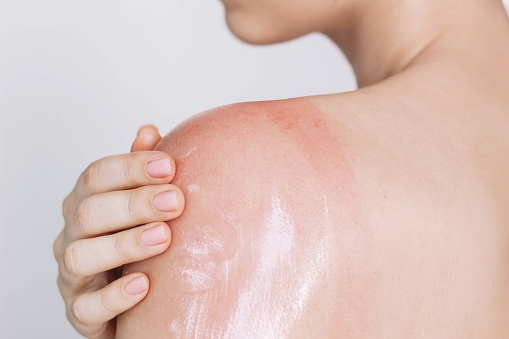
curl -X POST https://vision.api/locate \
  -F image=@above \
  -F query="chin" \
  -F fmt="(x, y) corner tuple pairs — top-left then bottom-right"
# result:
(223, 9), (304, 45)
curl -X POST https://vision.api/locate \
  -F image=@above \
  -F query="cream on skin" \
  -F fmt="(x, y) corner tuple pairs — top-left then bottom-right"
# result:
(116, 0), (509, 336)
(119, 99), (374, 337)
(118, 93), (509, 337)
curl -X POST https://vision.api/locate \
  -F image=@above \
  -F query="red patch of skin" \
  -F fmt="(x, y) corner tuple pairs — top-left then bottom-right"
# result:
(249, 98), (353, 191)
(118, 98), (376, 338)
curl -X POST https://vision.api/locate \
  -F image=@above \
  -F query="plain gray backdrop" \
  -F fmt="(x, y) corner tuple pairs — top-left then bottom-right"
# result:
(0, 0), (507, 338)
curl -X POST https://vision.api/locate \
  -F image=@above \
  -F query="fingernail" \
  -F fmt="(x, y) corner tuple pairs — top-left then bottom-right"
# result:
(140, 224), (167, 246)
(153, 191), (178, 212)
(147, 157), (172, 178)
(124, 277), (148, 295)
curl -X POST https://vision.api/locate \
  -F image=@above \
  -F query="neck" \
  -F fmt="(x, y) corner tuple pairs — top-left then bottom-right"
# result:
(324, 0), (509, 88)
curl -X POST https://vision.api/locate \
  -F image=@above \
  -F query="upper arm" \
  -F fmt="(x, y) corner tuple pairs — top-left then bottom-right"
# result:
(116, 99), (360, 338)
(115, 97), (509, 337)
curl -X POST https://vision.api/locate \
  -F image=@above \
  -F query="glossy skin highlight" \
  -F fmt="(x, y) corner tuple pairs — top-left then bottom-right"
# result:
(117, 93), (509, 337)
(117, 99), (375, 337)
(55, 0), (509, 336)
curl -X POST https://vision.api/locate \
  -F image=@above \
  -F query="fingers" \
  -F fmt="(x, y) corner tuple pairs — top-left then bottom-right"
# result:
(68, 184), (184, 239)
(55, 124), (175, 338)
(131, 124), (162, 152)
(69, 274), (149, 330)
(68, 151), (176, 209)
(62, 222), (171, 278)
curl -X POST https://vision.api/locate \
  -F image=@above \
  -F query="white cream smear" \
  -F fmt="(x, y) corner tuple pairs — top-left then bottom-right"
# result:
(169, 209), (239, 295)
(222, 189), (334, 338)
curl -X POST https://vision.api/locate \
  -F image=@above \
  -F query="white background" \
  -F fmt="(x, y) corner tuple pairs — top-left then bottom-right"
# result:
(0, 0), (507, 338)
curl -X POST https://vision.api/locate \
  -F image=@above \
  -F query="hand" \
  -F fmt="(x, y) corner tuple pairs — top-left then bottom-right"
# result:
(54, 125), (185, 338)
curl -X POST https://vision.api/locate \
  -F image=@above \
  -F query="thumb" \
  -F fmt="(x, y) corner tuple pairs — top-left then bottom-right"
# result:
(131, 124), (162, 152)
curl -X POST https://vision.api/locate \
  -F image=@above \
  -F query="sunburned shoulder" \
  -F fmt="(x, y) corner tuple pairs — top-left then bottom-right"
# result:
(158, 97), (351, 170)
(117, 97), (365, 337)
(152, 96), (361, 263)
(155, 97), (357, 209)
(117, 96), (509, 338)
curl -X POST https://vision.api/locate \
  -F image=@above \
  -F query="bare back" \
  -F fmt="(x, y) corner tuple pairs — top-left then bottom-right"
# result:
(117, 78), (509, 337)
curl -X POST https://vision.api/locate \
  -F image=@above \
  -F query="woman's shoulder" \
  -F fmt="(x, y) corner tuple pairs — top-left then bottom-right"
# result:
(120, 95), (375, 338)
(156, 96), (356, 190)
(119, 95), (509, 337)
(160, 96), (349, 151)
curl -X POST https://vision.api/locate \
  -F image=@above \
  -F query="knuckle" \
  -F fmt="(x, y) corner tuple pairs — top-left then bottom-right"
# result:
(62, 195), (71, 218)
(56, 275), (72, 300)
(53, 232), (63, 261)
(82, 161), (101, 194)
(126, 189), (139, 222)
(63, 242), (82, 276)
(56, 276), (64, 294)
(74, 199), (92, 234)
(70, 298), (88, 325)
(113, 233), (129, 262)
(124, 155), (138, 186)
(100, 288), (119, 316)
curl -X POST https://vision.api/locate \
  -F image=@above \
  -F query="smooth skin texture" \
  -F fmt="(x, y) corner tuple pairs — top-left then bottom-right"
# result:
(58, 0), (509, 337)
(116, 96), (509, 337)
(118, 0), (509, 337)
(117, 101), (367, 337)
(54, 125), (186, 339)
